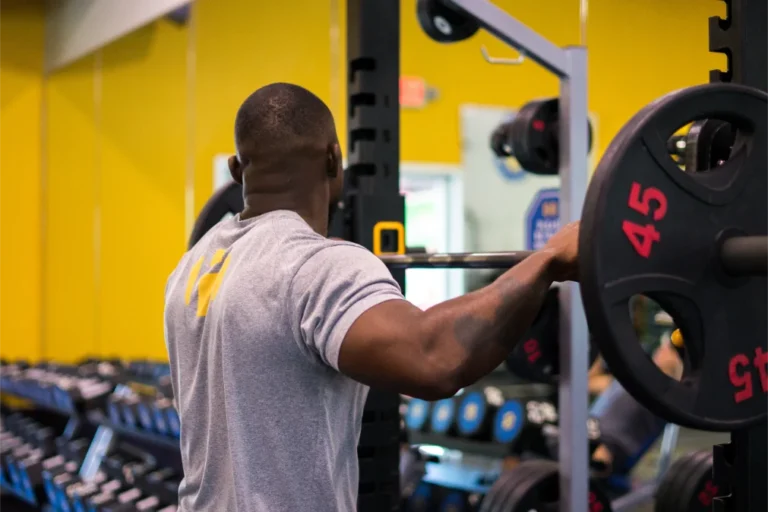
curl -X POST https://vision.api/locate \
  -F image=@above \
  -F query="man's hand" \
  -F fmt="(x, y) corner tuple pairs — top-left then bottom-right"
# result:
(542, 221), (579, 282)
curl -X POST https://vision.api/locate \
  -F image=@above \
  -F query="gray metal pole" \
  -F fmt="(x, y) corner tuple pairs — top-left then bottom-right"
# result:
(558, 46), (590, 512)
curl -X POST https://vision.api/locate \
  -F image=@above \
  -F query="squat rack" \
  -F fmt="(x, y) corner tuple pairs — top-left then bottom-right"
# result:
(341, 0), (591, 510)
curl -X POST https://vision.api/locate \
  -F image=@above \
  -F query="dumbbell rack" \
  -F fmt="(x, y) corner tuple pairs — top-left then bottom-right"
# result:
(1, 364), (183, 511)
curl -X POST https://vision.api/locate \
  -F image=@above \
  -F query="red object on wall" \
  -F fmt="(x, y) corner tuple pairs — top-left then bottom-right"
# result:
(399, 76), (428, 108)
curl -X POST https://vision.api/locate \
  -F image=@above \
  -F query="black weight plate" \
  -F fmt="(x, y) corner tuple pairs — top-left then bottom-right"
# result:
(511, 100), (559, 175)
(502, 462), (560, 512)
(490, 122), (515, 157)
(506, 288), (599, 383)
(416, 0), (479, 43)
(676, 452), (716, 512)
(656, 450), (711, 512)
(579, 83), (768, 431)
(188, 181), (244, 249)
(480, 460), (554, 512)
(662, 450), (712, 512)
(510, 98), (594, 175)
(684, 119), (735, 172)
(486, 460), (613, 512)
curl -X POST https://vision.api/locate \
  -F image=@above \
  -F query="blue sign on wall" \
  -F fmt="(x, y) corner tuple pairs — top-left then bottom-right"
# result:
(525, 188), (560, 251)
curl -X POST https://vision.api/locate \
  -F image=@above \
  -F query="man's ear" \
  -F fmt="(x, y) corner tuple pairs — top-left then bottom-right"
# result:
(228, 155), (243, 184)
(326, 143), (341, 178)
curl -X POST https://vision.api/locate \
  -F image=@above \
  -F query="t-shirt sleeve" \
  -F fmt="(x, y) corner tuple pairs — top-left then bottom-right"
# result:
(289, 242), (405, 370)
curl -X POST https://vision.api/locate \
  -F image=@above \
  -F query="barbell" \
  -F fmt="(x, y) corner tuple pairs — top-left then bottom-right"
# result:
(191, 83), (767, 432)
(378, 236), (767, 274)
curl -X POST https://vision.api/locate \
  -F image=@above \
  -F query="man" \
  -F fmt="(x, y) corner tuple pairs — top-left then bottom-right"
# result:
(163, 83), (579, 512)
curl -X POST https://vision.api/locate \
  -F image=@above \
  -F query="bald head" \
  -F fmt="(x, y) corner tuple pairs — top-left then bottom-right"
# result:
(235, 83), (336, 154)
(228, 83), (344, 232)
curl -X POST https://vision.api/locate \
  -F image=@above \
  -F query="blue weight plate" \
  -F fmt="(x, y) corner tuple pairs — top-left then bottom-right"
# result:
(405, 399), (431, 431)
(492, 401), (523, 444)
(430, 399), (456, 434)
(457, 392), (486, 436)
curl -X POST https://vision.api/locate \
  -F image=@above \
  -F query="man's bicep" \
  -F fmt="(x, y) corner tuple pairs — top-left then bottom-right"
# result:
(290, 243), (404, 369)
(338, 299), (436, 396)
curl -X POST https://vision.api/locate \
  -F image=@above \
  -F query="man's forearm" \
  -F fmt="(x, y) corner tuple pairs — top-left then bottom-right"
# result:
(420, 250), (557, 393)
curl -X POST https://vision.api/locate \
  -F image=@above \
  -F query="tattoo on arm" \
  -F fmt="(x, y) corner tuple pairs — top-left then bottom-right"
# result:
(453, 276), (546, 353)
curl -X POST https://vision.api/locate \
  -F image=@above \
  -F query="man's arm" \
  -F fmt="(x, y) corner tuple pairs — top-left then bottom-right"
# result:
(339, 250), (557, 400)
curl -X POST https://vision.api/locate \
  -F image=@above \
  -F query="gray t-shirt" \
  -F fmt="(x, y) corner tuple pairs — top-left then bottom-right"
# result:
(164, 210), (404, 512)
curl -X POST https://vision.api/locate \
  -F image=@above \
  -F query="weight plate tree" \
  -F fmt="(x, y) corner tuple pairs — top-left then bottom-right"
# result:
(579, 83), (767, 431)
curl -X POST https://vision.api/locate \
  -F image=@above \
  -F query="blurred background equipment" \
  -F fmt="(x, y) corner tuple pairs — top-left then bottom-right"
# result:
(2, 0), (766, 511)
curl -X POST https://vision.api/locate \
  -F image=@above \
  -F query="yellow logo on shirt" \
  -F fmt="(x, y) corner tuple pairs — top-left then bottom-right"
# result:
(185, 249), (231, 317)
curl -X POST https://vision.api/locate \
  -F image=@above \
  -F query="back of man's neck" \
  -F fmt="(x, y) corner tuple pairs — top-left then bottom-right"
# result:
(241, 203), (327, 237)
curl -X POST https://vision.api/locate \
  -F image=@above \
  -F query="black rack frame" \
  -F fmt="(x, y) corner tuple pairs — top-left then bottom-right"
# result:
(709, 1), (767, 511)
(338, 1), (405, 511)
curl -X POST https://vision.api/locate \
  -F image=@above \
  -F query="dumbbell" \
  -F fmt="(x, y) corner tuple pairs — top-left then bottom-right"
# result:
(56, 438), (92, 464)
(49, 470), (80, 510)
(490, 399), (555, 456)
(64, 473), (108, 512)
(108, 395), (124, 425)
(5, 441), (37, 489)
(6, 414), (36, 436)
(144, 468), (180, 504)
(104, 452), (156, 490)
(38, 454), (77, 504)
(157, 506), (177, 512)
(121, 396), (140, 428)
(151, 399), (179, 437)
(136, 397), (157, 432)
(76, 378), (113, 408)
(166, 405), (180, 438)
(77, 477), (132, 511)
(404, 399), (431, 432)
(17, 436), (58, 493)
(429, 397), (458, 436)
(491, 400), (525, 447)
(97, 486), (146, 512)
(456, 387), (505, 441)
(135, 495), (164, 511)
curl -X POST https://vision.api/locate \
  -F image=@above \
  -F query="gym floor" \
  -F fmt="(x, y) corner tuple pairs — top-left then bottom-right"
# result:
(631, 428), (728, 511)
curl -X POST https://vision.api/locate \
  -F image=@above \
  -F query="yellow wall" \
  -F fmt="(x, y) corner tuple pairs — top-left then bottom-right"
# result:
(45, 21), (188, 361)
(0, 2), (45, 361)
(6, 0), (725, 361)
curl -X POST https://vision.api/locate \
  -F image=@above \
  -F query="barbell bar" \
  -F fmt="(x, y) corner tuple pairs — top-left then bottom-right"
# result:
(379, 235), (767, 276)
